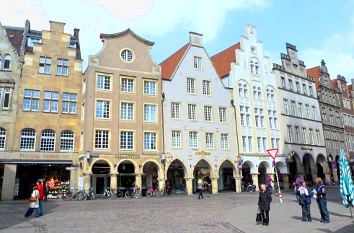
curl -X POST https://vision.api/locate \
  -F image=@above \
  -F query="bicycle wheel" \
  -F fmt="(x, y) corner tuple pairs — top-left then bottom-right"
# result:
(77, 191), (85, 201)
(90, 193), (95, 200)
(117, 190), (123, 198)
(134, 192), (141, 199)
(157, 191), (163, 198)
(146, 190), (152, 198)
(125, 191), (131, 198)
(246, 185), (254, 192)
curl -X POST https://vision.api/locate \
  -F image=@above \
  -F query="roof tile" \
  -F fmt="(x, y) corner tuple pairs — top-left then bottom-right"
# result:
(211, 43), (240, 78)
(160, 43), (189, 80)
(306, 66), (320, 90)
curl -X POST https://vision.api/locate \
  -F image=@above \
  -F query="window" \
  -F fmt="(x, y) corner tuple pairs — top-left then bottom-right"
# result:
(62, 93), (77, 114)
(0, 128), (5, 150)
(187, 78), (195, 94)
(257, 137), (262, 152)
(305, 104), (310, 118)
(0, 87), (11, 109)
(302, 84), (307, 95)
(205, 133), (214, 149)
(248, 136), (252, 151)
(202, 80), (211, 96)
(221, 134), (229, 149)
(188, 104), (197, 120)
(121, 102), (134, 120)
(290, 101), (296, 116)
(204, 106), (213, 122)
(23, 89), (40, 111)
(193, 56), (202, 70)
(189, 131), (198, 149)
(239, 83), (248, 98)
(308, 129), (314, 144)
(20, 129), (36, 151)
(316, 130), (321, 145)
(97, 75), (111, 90)
(60, 131), (74, 152)
(172, 130), (181, 148)
(144, 104), (156, 122)
(309, 86), (314, 96)
(287, 125), (293, 142)
(219, 107), (226, 122)
(144, 81), (156, 95)
(3, 54), (10, 70)
(242, 136), (247, 151)
(43, 91), (59, 113)
(121, 77), (134, 93)
(38, 56), (51, 74)
(27, 37), (42, 46)
(295, 126), (300, 142)
(144, 132), (156, 150)
(56, 58), (69, 76)
(121, 49), (133, 62)
(288, 79), (293, 91)
(240, 107), (245, 126)
(95, 130), (109, 149)
(281, 77), (286, 88)
(171, 102), (180, 119)
(311, 106), (316, 120)
(120, 131), (134, 150)
(295, 82), (300, 93)
(262, 137), (267, 151)
(283, 99), (289, 114)
(40, 130), (55, 151)
(96, 100), (110, 119)
(250, 60), (260, 75)
(301, 128), (307, 144)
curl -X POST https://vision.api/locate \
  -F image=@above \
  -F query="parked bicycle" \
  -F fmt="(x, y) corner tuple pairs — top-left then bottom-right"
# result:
(146, 187), (163, 198)
(241, 181), (256, 192)
(82, 188), (95, 200)
(103, 187), (114, 199)
(62, 188), (78, 201)
(125, 186), (142, 198)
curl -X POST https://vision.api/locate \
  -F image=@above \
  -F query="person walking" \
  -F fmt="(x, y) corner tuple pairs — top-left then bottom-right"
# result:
(24, 185), (39, 217)
(315, 177), (330, 223)
(265, 175), (274, 194)
(36, 180), (44, 216)
(298, 181), (313, 222)
(197, 178), (204, 199)
(293, 176), (302, 201)
(258, 184), (272, 226)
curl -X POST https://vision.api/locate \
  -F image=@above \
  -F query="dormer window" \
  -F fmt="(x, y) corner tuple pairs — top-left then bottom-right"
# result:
(27, 37), (42, 46)
(250, 59), (260, 75)
(194, 56), (202, 70)
(69, 42), (76, 48)
(121, 49), (133, 63)
(3, 54), (11, 70)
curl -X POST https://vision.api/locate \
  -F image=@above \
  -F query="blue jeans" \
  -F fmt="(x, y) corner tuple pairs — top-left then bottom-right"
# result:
(24, 207), (39, 217)
(301, 203), (312, 221)
(38, 200), (43, 216)
(317, 198), (329, 222)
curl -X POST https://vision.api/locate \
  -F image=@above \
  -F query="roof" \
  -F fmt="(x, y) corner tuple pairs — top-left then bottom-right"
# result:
(100, 28), (154, 46)
(211, 43), (240, 78)
(306, 66), (320, 90)
(159, 43), (189, 80)
(4, 27), (25, 55)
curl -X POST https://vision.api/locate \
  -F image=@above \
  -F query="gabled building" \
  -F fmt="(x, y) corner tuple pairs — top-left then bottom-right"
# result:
(161, 32), (239, 194)
(0, 22), (25, 200)
(307, 60), (345, 182)
(212, 25), (287, 190)
(82, 29), (164, 194)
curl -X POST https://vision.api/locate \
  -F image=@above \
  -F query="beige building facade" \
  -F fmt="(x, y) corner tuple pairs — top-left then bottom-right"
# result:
(81, 29), (164, 194)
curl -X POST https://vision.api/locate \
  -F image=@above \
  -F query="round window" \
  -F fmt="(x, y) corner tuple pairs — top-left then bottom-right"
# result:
(121, 49), (133, 62)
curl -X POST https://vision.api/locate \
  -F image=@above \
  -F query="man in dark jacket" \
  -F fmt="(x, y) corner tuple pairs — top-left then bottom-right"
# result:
(258, 184), (272, 226)
(315, 177), (330, 223)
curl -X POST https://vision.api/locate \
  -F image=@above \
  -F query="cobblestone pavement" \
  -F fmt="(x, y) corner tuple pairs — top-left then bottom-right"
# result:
(0, 187), (353, 233)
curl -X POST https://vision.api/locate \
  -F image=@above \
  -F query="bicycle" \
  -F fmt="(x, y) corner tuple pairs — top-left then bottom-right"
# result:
(146, 187), (163, 198)
(241, 181), (256, 192)
(125, 186), (142, 198)
(103, 187), (114, 199)
(81, 188), (95, 200)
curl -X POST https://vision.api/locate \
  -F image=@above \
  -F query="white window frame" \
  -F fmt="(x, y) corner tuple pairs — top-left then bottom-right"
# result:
(188, 104), (197, 120)
(189, 131), (198, 149)
(121, 102), (134, 121)
(171, 102), (180, 119)
(95, 130), (109, 149)
(144, 104), (157, 122)
(60, 131), (74, 152)
(205, 133), (214, 149)
(40, 130), (55, 152)
(20, 129), (36, 151)
(144, 132), (157, 151)
(172, 130), (181, 148)
(38, 56), (51, 74)
(62, 93), (77, 114)
(96, 100), (110, 119)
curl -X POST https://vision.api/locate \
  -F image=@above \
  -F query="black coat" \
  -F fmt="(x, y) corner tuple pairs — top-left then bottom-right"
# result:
(258, 190), (272, 211)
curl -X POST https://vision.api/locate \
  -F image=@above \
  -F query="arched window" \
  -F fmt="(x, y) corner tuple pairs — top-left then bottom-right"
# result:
(0, 128), (6, 150)
(250, 59), (260, 75)
(40, 129), (55, 151)
(60, 130), (74, 152)
(238, 81), (249, 99)
(3, 54), (11, 70)
(20, 129), (36, 151)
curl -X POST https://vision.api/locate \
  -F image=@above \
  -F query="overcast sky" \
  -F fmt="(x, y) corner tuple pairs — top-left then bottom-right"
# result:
(1, 0), (354, 81)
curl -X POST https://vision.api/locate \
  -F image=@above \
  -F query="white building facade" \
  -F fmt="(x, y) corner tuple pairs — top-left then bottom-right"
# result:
(161, 32), (239, 194)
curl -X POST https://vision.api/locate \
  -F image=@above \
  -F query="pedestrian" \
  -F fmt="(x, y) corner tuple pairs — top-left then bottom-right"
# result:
(24, 185), (39, 217)
(265, 175), (274, 194)
(36, 180), (44, 216)
(293, 176), (302, 201)
(197, 178), (204, 199)
(298, 181), (313, 222)
(258, 184), (272, 226)
(315, 177), (330, 223)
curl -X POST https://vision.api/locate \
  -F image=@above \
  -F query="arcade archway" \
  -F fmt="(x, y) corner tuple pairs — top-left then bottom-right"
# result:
(303, 153), (316, 185)
(92, 160), (111, 194)
(167, 159), (187, 193)
(193, 159), (212, 193)
(218, 160), (235, 191)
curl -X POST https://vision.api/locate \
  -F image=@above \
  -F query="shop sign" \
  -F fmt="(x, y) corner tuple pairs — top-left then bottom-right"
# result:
(195, 150), (211, 156)
(301, 147), (313, 151)
(115, 154), (140, 160)
(19, 153), (71, 160)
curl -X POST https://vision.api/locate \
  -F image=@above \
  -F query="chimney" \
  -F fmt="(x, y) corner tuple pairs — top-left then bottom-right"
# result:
(49, 20), (65, 33)
(74, 28), (80, 38)
(189, 32), (203, 46)
(25, 19), (31, 30)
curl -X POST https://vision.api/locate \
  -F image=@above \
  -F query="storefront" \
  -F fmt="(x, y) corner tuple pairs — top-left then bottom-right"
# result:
(193, 160), (212, 193)
(167, 160), (186, 193)
(218, 160), (235, 191)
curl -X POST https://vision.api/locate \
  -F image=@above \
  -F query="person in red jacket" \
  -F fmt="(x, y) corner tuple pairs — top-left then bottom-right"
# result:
(36, 180), (44, 216)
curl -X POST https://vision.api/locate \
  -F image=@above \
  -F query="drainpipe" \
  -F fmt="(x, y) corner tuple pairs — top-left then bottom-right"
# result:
(231, 98), (242, 192)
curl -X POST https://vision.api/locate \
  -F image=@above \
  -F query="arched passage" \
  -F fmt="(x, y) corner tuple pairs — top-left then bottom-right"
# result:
(241, 161), (254, 185)
(303, 153), (316, 185)
(316, 154), (329, 181)
(218, 160), (235, 192)
(275, 161), (287, 189)
(117, 160), (135, 190)
(91, 160), (111, 194)
(193, 159), (212, 193)
(288, 152), (303, 185)
(142, 161), (159, 189)
(167, 159), (187, 194)
(258, 161), (271, 187)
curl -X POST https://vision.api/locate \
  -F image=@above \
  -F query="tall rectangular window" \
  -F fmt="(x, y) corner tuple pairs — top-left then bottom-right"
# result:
(202, 80), (211, 96)
(257, 137), (262, 152)
(23, 89), (40, 111)
(0, 128), (5, 150)
(262, 137), (267, 151)
(96, 100), (110, 119)
(287, 125), (293, 142)
(121, 102), (134, 120)
(283, 99), (289, 114)
(205, 133), (214, 149)
(308, 128), (314, 144)
(189, 131), (198, 149)
(43, 91), (59, 113)
(288, 79), (293, 91)
(144, 104), (156, 122)
(301, 127), (307, 144)
(38, 56), (51, 74)
(248, 136), (252, 151)
(204, 106), (213, 122)
(221, 134), (229, 149)
(172, 130), (181, 148)
(120, 131), (134, 150)
(316, 130), (321, 145)
(281, 77), (286, 88)
(144, 81), (156, 95)
(302, 84), (307, 95)
(194, 56), (202, 70)
(56, 58), (69, 76)
(188, 104), (196, 120)
(187, 78), (195, 94)
(1, 87), (11, 109)
(242, 136), (247, 151)
(95, 130), (109, 149)
(97, 75), (111, 90)
(144, 132), (156, 150)
(62, 93), (77, 114)
(219, 107), (226, 122)
(121, 77), (134, 93)
(171, 102), (180, 119)
(290, 101), (296, 116)
(295, 81), (300, 92)
(309, 86), (314, 96)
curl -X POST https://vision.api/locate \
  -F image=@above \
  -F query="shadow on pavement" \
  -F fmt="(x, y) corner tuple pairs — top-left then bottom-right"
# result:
(291, 216), (321, 222)
(329, 211), (353, 219)
(317, 222), (354, 233)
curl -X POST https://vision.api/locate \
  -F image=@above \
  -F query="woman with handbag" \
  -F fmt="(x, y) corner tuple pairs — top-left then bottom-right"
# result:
(298, 181), (313, 222)
(258, 184), (272, 226)
(24, 185), (40, 217)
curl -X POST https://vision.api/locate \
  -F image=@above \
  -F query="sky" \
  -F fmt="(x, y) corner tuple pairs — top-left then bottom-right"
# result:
(1, 0), (354, 80)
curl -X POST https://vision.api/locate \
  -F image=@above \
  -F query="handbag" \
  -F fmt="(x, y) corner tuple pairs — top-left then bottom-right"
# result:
(29, 195), (37, 202)
(256, 208), (262, 223)
(298, 195), (305, 205)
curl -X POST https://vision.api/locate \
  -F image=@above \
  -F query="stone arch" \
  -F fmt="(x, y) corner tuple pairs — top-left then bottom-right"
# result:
(276, 161), (287, 174)
(166, 158), (188, 193)
(89, 158), (114, 173)
(142, 159), (163, 177)
(193, 158), (214, 177)
(288, 151), (303, 184)
(218, 159), (236, 191)
(116, 159), (139, 173)
(142, 160), (161, 189)
(303, 153), (316, 185)
(258, 161), (272, 186)
(316, 154), (330, 174)
(166, 158), (188, 177)
(90, 159), (112, 194)
(193, 159), (213, 193)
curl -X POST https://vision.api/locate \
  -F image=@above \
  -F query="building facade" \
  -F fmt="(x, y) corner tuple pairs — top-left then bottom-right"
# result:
(0, 22), (25, 200)
(1, 21), (83, 200)
(161, 32), (239, 194)
(212, 25), (287, 190)
(81, 29), (164, 194)
(307, 61), (345, 182)
(273, 44), (327, 186)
